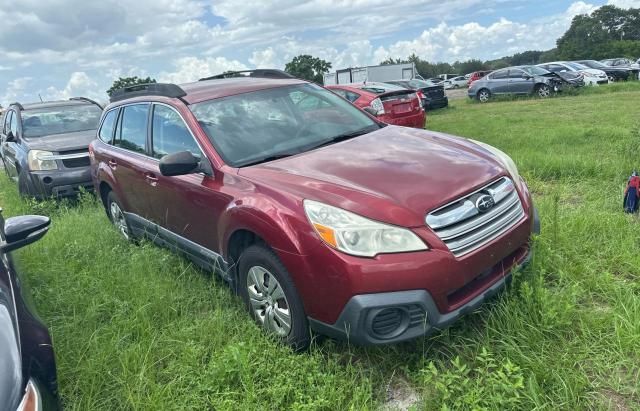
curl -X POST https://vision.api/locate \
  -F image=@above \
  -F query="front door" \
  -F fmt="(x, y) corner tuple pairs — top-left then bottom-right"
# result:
(508, 69), (534, 94)
(143, 103), (230, 255)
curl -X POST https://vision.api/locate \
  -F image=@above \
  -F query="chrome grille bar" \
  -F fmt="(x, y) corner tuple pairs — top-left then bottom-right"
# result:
(426, 177), (525, 257)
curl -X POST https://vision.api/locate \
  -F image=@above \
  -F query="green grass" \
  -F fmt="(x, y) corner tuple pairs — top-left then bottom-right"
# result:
(2, 83), (639, 410)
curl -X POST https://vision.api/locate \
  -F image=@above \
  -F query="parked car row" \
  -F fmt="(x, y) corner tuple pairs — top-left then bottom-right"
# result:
(0, 70), (539, 370)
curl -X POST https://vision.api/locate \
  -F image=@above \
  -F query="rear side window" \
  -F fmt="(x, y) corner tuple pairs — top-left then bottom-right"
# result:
(3, 111), (12, 134)
(9, 111), (18, 135)
(151, 105), (201, 160)
(99, 109), (118, 144)
(332, 89), (360, 103)
(115, 104), (148, 154)
(490, 70), (508, 80)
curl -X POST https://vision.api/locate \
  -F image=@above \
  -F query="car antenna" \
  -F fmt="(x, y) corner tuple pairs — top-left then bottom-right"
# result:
(38, 93), (43, 102)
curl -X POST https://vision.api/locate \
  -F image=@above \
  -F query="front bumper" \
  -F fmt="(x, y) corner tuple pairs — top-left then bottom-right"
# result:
(309, 244), (534, 345)
(20, 167), (94, 199)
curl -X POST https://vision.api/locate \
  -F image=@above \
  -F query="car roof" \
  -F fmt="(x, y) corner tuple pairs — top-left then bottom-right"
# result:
(180, 77), (308, 105)
(11, 99), (98, 111)
(327, 82), (406, 94)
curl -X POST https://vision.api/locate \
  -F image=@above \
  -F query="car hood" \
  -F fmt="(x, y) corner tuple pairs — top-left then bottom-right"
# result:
(582, 69), (605, 76)
(23, 129), (96, 152)
(239, 126), (506, 227)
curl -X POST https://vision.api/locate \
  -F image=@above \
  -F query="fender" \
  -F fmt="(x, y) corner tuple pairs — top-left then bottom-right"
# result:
(94, 161), (130, 211)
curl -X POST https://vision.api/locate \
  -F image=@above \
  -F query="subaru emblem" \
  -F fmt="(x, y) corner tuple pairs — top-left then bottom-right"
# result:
(475, 194), (495, 213)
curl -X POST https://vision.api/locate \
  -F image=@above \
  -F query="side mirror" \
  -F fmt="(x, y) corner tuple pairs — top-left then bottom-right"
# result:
(1, 215), (50, 253)
(159, 151), (201, 177)
(363, 107), (379, 116)
(523, 74), (532, 80)
(5, 131), (15, 142)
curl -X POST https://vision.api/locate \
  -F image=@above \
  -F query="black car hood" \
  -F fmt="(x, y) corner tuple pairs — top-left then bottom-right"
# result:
(23, 129), (96, 152)
(0, 292), (22, 410)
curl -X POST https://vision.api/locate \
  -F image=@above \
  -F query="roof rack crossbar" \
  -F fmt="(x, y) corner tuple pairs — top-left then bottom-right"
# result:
(199, 69), (295, 81)
(9, 102), (24, 110)
(109, 83), (187, 103)
(70, 97), (103, 109)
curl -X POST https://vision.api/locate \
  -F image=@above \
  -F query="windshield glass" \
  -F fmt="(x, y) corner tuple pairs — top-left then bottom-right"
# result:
(190, 83), (379, 167)
(565, 62), (586, 70)
(521, 66), (550, 76)
(21, 105), (102, 138)
(581, 60), (605, 69)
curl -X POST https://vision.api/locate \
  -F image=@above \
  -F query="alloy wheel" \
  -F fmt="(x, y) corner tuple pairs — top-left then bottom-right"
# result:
(538, 85), (550, 98)
(246, 265), (292, 337)
(607, 75), (615, 83)
(478, 90), (490, 103)
(109, 201), (129, 240)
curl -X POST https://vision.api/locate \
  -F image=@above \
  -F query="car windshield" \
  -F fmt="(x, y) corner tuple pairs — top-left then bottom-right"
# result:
(565, 62), (586, 70)
(190, 83), (380, 167)
(581, 60), (606, 69)
(21, 105), (102, 138)
(521, 66), (550, 76)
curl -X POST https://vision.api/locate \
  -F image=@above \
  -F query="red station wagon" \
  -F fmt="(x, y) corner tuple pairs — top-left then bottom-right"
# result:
(326, 82), (426, 129)
(90, 69), (539, 349)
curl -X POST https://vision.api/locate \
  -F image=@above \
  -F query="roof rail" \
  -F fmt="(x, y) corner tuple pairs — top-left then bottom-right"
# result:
(199, 69), (295, 81)
(109, 83), (187, 103)
(70, 97), (103, 109)
(9, 102), (24, 110)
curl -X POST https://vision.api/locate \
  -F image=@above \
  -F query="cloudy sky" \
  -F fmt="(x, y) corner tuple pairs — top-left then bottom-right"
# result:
(0, 0), (637, 105)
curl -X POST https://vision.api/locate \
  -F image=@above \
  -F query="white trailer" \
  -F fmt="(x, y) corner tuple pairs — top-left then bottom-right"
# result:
(323, 63), (420, 85)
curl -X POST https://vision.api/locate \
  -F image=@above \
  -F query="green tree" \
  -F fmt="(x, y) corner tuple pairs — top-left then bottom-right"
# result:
(107, 76), (157, 97)
(284, 55), (332, 84)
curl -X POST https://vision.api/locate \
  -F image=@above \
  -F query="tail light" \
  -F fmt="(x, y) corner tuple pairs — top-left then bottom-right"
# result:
(369, 98), (385, 115)
(416, 90), (425, 100)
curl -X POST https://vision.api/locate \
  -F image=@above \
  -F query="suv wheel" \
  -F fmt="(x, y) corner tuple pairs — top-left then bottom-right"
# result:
(106, 191), (131, 240)
(238, 245), (310, 350)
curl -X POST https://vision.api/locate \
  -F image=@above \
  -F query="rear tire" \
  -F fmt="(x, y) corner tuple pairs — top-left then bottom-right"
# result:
(238, 244), (310, 351)
(477, 89), (491, 103)
(106, 191), (132, 240)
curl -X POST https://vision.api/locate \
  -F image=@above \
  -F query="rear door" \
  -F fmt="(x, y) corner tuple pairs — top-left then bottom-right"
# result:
(108, 103), (154, 218)
(487, 70), (509, 94)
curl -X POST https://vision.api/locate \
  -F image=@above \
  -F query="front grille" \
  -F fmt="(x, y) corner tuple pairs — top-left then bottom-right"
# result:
(59, 149), (90, 168)
(426, 177), (525, 257)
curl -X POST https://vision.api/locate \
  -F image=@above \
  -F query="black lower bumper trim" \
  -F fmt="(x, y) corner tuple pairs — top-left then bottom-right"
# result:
(309, 249), (533, 345)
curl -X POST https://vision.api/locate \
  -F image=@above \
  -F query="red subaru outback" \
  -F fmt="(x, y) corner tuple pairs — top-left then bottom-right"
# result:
(90, 70), (539, 349)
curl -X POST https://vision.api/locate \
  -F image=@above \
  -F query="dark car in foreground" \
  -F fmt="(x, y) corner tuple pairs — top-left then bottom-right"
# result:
(91, 70), (539, 349)
(326, 82), (425, 128)
(386, 79), (449, 110)
(0, 210), (59, 410)
(1, 98), (102, 199)
(468, 65), (564, 103)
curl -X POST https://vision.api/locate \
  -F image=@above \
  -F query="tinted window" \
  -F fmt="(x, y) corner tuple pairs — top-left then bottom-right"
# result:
(490, 70), (508, 80)
(115, 104), (148, 154)
(508, 70), (526, 79)
(9, 111), (18, 135)
(522, 66), (550, 76)
(151, 105), (201, 160)
(330, 89), (360, 103)
(21, 105), (101, 138)
(191, 83), (378, 167)
(3, 111), (12, 134)
(99, 109), (118, 144)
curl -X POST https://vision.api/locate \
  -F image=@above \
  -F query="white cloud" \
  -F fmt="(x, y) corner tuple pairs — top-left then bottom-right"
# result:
(43, 72), (100, 101)
(158, 56), (248, 84)
(607, 0), (640, 8)
(1, 77), (32, 105)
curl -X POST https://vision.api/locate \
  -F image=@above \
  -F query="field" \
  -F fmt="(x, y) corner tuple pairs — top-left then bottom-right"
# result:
(2, 83), (639, 410)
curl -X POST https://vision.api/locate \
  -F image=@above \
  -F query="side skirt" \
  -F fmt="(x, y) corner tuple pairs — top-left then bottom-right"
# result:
(124, 212), (233, 283)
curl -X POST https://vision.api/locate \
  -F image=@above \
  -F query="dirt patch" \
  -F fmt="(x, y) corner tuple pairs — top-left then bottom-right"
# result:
(600, 389), (633, 411)
(381, 375), (420, 411)
(446, 88), (468, 101)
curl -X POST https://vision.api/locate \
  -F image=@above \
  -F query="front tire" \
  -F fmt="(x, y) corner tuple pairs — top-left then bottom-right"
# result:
(238, 245), (310, 350)
(536, 84), (551, 98)
(477, 89), (491, 103)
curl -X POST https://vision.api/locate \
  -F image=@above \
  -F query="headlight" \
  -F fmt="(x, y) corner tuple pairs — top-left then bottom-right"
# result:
(27, 150), (58, 171)
(469, 139), (521, 184)
(304, 200), (428, 257)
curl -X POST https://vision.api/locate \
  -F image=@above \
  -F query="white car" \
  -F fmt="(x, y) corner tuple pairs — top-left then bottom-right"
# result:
(443, 76), (468, 89)
(537, 61), (609, 86)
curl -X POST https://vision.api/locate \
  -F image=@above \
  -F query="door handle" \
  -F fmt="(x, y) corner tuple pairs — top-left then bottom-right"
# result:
(108, 159), (117, 169)
(145, 173), (158, 186)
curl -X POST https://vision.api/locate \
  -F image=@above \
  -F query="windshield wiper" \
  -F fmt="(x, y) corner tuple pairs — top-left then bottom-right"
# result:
(306, 125), (380, 151)
(238, 153), (297, 167)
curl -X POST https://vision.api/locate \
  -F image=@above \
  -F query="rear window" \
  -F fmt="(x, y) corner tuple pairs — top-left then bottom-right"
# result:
(21, 105), (101, 138)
